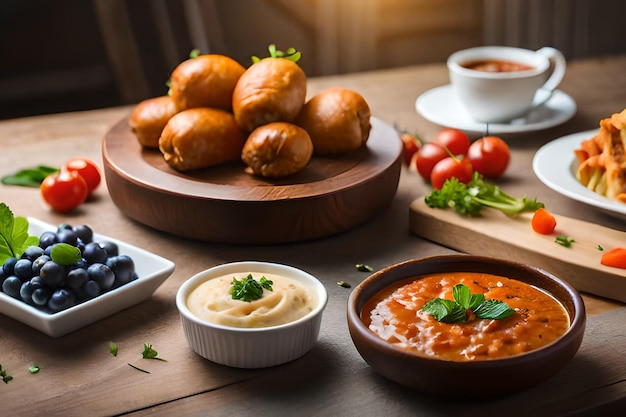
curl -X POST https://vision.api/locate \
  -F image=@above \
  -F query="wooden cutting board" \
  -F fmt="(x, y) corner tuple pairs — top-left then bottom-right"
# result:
(409, 197), (626, 303)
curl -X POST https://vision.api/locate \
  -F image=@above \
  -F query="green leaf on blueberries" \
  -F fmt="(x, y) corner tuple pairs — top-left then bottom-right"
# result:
(50, 243), (81, 265)
(423, 284), (515, 323)
(0, 203), (39, 264)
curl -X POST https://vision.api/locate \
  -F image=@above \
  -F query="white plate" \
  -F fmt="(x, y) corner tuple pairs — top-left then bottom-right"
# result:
(415, 84), (577, 135)
(533, 129), (626, 218)
(0, 218), (175, 337)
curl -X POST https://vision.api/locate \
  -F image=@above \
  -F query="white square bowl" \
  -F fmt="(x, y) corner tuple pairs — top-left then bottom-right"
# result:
(0, 218), (175, 337)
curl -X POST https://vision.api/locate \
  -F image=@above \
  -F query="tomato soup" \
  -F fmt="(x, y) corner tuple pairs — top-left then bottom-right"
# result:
(361, 272), (570, 361)
(463, 59), (534, 72)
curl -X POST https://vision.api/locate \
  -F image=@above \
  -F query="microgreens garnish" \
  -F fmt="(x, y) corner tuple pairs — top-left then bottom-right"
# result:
(0, 364), (13, 384)
(28, 364), (40, 374)
(109, 342), (119, 357)
(555, 235), (575, 248)
(423, 284), (515, 323)
(141, 343), (166, 361)
(231, 274), (273, 302)
(597, 244), (604, 251)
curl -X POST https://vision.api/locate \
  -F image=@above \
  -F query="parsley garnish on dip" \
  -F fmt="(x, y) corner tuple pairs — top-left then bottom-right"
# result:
(186, 272), (318, 328)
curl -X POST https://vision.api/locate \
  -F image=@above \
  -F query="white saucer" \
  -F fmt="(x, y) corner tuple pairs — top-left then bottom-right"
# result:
(415, 85), (577, 135)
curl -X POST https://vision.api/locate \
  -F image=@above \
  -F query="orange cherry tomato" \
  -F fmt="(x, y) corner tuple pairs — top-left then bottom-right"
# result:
(400, 132), (422, 166)
(531, 208), (556, 234)
(467, 136), (510, 178)
(64, 157), (101, 194)
(430, 155), (473, 190)
(40, 170), (89, 213)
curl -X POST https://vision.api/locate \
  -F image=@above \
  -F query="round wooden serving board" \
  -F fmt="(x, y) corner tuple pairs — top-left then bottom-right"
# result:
(102, 116), (402, 244)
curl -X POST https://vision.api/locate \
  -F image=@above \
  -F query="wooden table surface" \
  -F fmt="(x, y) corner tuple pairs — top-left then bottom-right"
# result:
(1, 55), (626, 417)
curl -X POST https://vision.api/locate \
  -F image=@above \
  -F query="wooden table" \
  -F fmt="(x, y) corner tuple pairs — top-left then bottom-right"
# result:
(1, 55), (626, 416)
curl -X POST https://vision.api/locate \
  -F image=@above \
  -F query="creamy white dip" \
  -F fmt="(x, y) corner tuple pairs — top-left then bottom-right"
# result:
(186, 272), (317, 328)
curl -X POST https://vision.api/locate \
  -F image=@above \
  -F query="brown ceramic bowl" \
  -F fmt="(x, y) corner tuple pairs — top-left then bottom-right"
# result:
(347, 255), (586, 398)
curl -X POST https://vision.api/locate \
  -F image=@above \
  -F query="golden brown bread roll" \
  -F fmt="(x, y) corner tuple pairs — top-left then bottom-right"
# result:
(159, 108), (247, 171)
(241, 122), (313, 178)
(169, 54), (245, 112)
(232, 58), (307, 131)
(295, 87), (371, 155)
(129, 96), (178, 148)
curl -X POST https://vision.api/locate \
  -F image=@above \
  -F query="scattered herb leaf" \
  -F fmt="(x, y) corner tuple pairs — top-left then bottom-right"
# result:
(231, 274), (273, 302)
(28, 364), (40, 374)
(0, 364), (12, 384)
(355, 264), (373, 272)
(555, 235), (575, 248)
(189, 48), (200, 59)
(425, 172), (544, 217)
(50, 242), (82, 265)
(1, 165), (59, 187)
(251, 44), (301, 63)
(0, 203), (39, 264)
(337, 281), (351, 288)
(597, 244), (604, 251)
(423, 284), (515, 323)
(109, 341), (119, 357)
(142, 343), (166, 362)
(128, 363), (150, 374)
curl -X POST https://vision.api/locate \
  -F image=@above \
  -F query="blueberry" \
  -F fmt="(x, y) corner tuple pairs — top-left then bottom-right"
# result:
(3, 257), (17, 276)
(66, 268), (88, 290)
(2, 276), (22, 298)
(31, 287), (51, 306)
(14, 259), (34, 280)
(56, 228), (78, 246)
(82, 280), (100, 299)
(48, 288), (74, 312)
(107, 255), (135, 286)
(99, 241), (119, 257)
(22, 246), (44, 261)
(73, 224), (93, 244)
(32, 255), (51, 275)
(83, 242), (108, 264)
(38, 231), (58, 250)
(87, 263), (115, 291)
(39, 261), (65, 288)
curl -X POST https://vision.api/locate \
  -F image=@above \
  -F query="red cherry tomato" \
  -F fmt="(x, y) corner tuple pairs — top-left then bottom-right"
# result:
(64, 157), (101, 194)
(413, 142), (448, 179)
(432, 128), (470, 156)
(40, 170), (89, 213)
(399, 132), (422, 165)
(467, 136), (510, 178)
(430, 155), (474, 190)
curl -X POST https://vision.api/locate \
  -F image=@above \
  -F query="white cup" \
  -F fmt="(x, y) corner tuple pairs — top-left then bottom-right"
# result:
(447, 46), (566, 123)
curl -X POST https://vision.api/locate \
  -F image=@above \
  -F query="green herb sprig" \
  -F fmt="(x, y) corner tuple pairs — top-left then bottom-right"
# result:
(425, 172), (544, 217)
(555, 235), (575, 248)
(0, 203), (39, 264)
(423, 284), (515, 323)
(231, 274), (273, 302)
(252, 44), (301, 63)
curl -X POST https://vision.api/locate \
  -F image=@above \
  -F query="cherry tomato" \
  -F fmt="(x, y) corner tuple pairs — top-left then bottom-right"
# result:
(64, 157), (101, 194)
(400, 132), (422, 165)
(432, 128), (470, 156)
(430, 155), (474, 190)
(413, 142), (448, 180)
(467, 136), (510, 178)
(40, 170), (89, 213)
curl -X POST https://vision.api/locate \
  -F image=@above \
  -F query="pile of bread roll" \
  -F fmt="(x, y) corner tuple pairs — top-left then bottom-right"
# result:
(129, 52), (371, 178)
